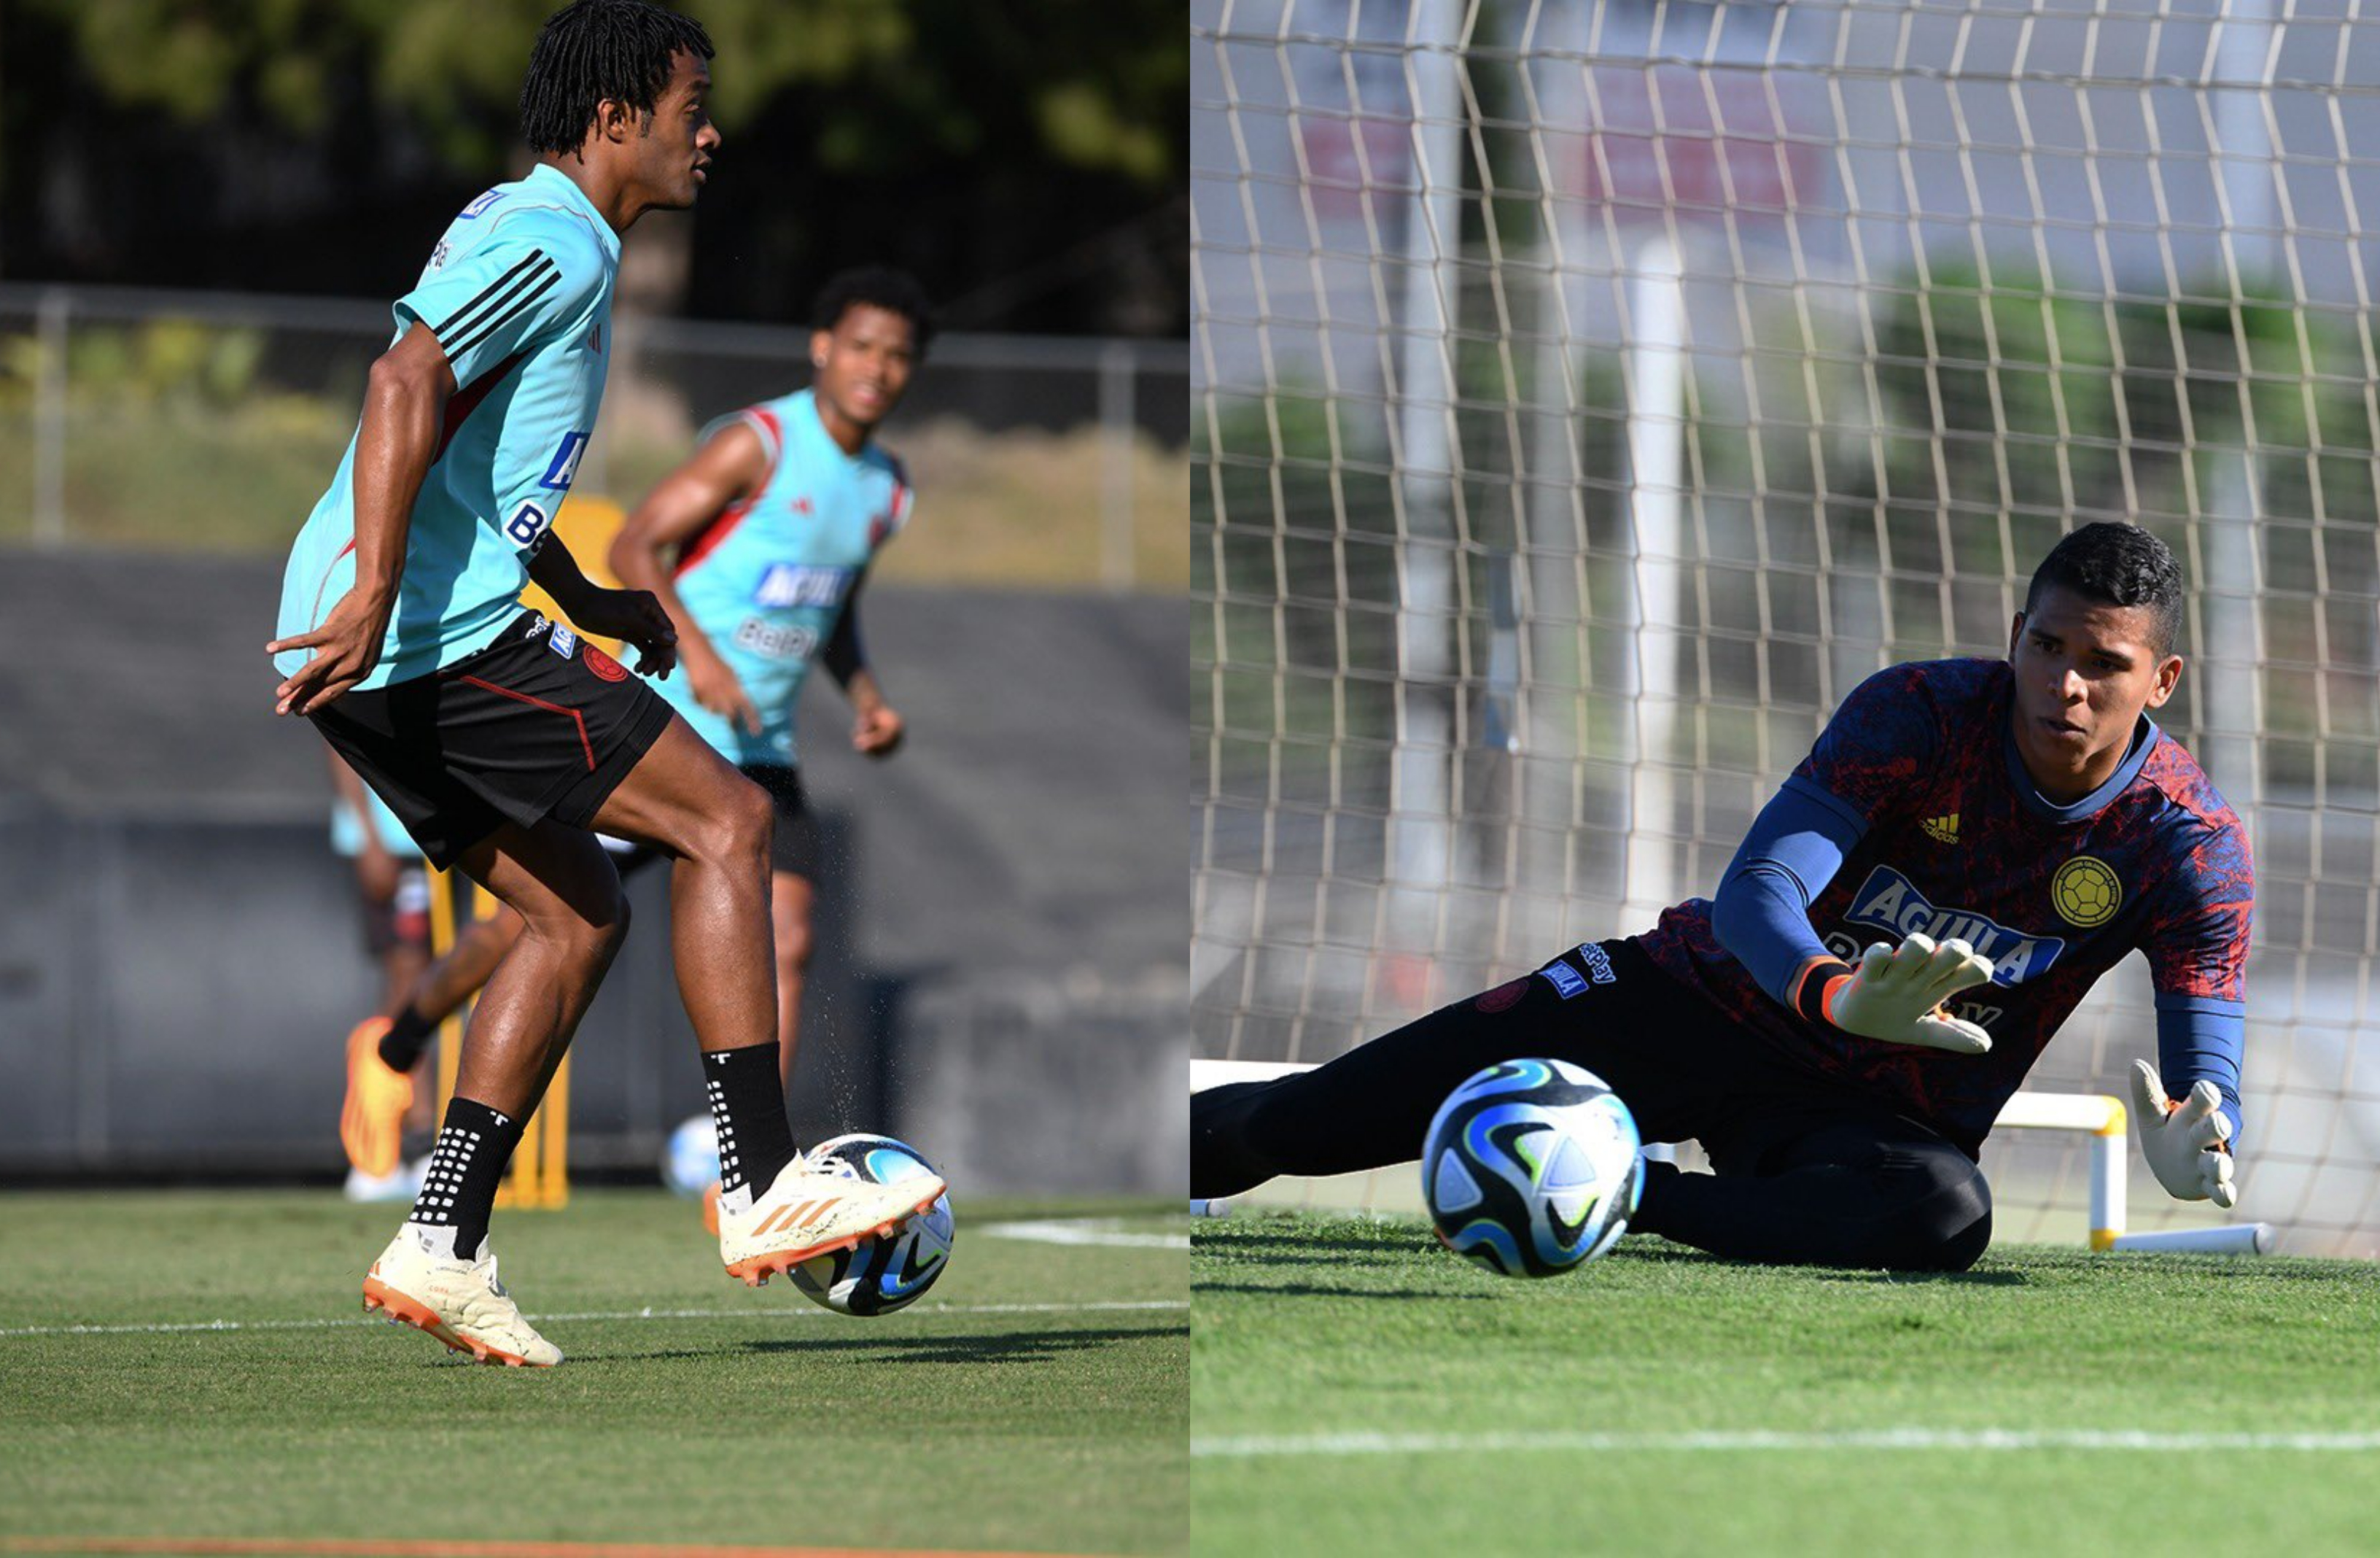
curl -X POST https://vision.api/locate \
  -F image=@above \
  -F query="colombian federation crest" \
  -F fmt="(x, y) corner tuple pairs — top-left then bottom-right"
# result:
(2051, 856), (2123, 928)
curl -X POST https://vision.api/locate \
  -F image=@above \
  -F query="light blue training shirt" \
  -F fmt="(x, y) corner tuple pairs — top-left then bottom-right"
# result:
(275, 163), (620, 690)
(653, 389), (914, 766)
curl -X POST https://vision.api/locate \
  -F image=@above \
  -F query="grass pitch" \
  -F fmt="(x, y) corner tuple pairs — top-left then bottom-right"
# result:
(0, 1190), (1186, 1557)
(1194, 1212), (2380, 1557)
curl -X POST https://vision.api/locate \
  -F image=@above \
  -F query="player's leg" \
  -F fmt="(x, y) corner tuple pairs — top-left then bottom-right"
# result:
(1193, 941), (1692, 1201)
(370, 829), (640, 1084)
(342, 902), (525, 1182)
(589, 720), (941, 1282)
(744, 764), (821, 1085)
(440, 820), (629, 1116)
(341, 860), (434, 1185)
(1636, 1112), (1991, 1272)
(363, 818), (627, 1365)
(589, 718), (777, 1060)
(377, 907), (526, 1069)
(377, 863), (433, 1016)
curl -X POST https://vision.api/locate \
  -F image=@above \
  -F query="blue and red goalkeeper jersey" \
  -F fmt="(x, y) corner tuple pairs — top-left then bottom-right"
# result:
(1636, 658), (2252, 1155)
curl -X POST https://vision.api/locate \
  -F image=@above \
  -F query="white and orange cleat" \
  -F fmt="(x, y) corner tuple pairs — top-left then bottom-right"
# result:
(340, 1017), (414, 1179)
(362, 1226), (563, 1367)
(718, 1154), (944, 1287)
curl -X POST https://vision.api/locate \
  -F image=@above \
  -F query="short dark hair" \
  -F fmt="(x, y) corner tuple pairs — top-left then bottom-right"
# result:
(519, 0), (714, 156)
(2024, 522), (2185, 656)
(812, 267), (938, 359)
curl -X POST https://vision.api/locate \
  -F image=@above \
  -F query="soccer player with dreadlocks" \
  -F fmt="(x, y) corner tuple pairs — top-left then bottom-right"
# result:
(268, 0), (941, 1366)
(338, 267), (938, 1239)
(1195, 523), (2252, 1271)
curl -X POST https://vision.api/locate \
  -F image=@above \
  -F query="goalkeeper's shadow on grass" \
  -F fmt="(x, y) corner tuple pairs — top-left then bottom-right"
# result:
(1623, 1239), (2030, 1286)
(1190, 1225), (1434, 1260)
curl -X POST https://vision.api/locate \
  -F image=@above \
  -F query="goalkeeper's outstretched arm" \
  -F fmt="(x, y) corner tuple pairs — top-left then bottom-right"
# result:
(1709, 777), (1865, 1012)
(1711, 779), (1995, 1054)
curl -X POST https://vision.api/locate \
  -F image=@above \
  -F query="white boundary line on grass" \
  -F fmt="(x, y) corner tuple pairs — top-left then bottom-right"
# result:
(0, 1299), (1188, 1341)
(1192, 1428), (2380, 1458)
(979, 1219), (1190, 1249)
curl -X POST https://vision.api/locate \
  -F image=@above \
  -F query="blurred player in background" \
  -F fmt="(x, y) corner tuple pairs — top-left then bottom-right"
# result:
(327, 753), (433, 1201)
(267, 0), (939, 1368)
(342, 267), (931, 1225)
(613, 264), (928, 1082)
(1194, 523), (2252, 1272)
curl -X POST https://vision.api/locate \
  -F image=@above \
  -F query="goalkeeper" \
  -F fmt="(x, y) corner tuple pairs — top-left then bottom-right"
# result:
(1193, 523), (2250, 1271)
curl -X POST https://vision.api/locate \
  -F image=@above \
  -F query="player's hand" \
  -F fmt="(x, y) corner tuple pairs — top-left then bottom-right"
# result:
(268, 587), (392, 716)
(1821, 933), (1996, 1054)
(852, 703), (904, 758)
(685, 646), (762, 735)
(2128, 1058), (2238, 1207)
(565, 587), (678, 678)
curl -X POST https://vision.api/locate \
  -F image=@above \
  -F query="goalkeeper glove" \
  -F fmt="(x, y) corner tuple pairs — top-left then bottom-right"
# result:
(2128, 1058), (2239, 1208)
(1811, 933), (1996, 1055)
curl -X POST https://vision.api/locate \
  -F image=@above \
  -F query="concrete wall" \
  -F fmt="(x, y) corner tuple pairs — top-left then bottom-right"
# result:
(0, 550), (1187, 1193)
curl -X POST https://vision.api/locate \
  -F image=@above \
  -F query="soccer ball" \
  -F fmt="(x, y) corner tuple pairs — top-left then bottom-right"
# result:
(661, 1115), (720, 1198)
(1420, 1058), (1644, 1278)
(790, 1133), (954, 1317)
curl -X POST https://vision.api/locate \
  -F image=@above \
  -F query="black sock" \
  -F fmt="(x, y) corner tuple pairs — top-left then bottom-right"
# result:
(378, 1006), (438, 1073)
(405, 1097), (522, 1259)
(703, 1042), (796, 1203)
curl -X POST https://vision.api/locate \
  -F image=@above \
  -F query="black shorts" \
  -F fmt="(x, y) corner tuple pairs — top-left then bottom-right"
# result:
(600, 762), (819, 879)
(311, 612), (673, 869)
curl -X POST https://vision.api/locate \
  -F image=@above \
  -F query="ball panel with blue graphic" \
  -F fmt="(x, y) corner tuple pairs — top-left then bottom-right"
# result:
(662, 1115), (720, 1198)
(791, 1133), (954, 1316)
(1420, 1058), (1643, 1278)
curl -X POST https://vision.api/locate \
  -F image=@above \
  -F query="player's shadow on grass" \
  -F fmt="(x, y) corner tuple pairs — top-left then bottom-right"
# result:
(1191, 1279), (1498, 1301)
(1191, 1227), (1428, 1259)
(1619, 1241), (2030, 1285)
(580, 1325), (1174, 1367)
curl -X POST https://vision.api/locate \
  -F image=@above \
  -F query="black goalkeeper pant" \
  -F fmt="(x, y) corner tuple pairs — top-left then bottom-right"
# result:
(1193, 938), (1992, 1274)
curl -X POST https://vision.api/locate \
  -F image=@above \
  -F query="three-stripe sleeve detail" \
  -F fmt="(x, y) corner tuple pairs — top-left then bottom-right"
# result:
(434, 250), (561, 358)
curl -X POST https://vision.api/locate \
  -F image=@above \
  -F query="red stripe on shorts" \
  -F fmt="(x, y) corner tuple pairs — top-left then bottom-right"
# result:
(448, 673), (595, 771)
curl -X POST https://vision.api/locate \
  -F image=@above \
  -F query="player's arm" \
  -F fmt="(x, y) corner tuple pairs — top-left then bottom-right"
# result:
(1711, 779), (1994, 1054)
(1711, 666), (1991, 1054)
(2133, 827), (2254, 1205)
(609, 423), (770, 731)
(525, 532), (677, 678)
(267, 325), (452, 715)
(821, 570), (902, 758)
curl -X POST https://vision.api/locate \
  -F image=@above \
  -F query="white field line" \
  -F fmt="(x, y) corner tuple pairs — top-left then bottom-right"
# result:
(0, 1299), (1187, 1341)
(978, 1218), (1190, 1249)
(1193, 1428), (2380, 1459)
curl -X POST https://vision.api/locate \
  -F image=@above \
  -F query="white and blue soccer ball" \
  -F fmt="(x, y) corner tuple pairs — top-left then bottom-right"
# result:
(792, 1133), (954, 1317)
(662, 1115), (720, 1198)
(1421, 1058), (1644, 1278)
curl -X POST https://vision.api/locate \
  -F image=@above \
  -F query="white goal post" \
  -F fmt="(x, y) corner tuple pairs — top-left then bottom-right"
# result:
(1192, 0), (2380, 1259)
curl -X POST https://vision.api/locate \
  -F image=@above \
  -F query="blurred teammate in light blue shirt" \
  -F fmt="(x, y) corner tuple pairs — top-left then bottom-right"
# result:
(611, 266), (935, 1083)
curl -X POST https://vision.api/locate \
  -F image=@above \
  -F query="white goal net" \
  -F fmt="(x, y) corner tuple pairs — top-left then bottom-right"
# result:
(1191, 0), (2380, 1257)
